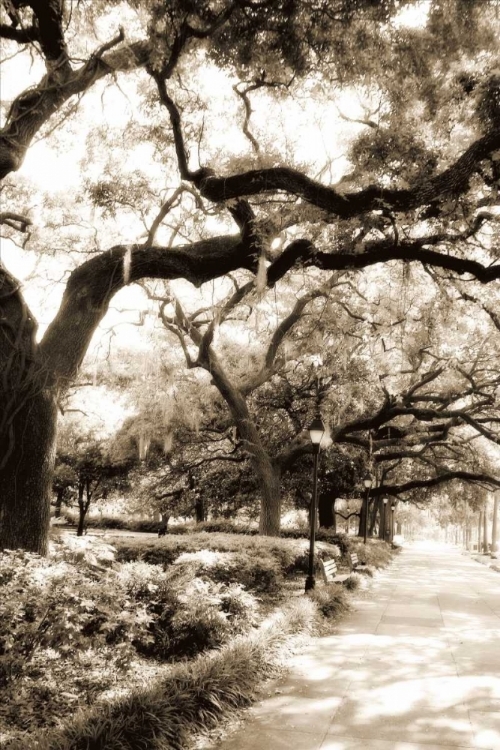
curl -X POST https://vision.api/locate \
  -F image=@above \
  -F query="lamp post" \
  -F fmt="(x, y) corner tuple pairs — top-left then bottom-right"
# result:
(363, 472), (373, 544)
(382, 497), (388, 542)
(305, 416), (325, 593)
(390, 502), (396, 543)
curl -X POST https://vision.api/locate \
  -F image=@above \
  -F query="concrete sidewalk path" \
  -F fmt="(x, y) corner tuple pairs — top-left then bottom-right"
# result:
(214, 543), (500, 750)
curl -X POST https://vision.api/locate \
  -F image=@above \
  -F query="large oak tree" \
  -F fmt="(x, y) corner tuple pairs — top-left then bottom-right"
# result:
(1, 0), (499, 552)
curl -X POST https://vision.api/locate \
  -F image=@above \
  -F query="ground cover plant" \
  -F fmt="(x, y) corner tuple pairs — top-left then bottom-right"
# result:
(1, 531), (393, 747)
(0, 537), (260, 746)
(7, 599), (318, 750)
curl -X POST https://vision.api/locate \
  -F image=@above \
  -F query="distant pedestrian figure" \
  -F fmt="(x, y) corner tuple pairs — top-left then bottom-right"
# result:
(158, 523), (167, 537)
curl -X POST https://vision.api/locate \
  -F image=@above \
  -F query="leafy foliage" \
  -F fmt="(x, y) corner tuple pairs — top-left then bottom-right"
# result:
(111, 530), (341, 581)
(14, 598), (317, 750)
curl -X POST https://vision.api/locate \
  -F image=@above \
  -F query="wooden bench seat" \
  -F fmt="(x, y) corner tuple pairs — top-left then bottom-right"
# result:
(349, 552), (374, 574)
(319, 558), (351, 585)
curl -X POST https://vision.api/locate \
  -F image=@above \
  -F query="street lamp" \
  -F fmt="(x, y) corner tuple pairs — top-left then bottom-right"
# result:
(305, 416), (325, 593)
(382, 498), (388, 542)
(363, 472), (373, 545)
(390, 502), (396, 542)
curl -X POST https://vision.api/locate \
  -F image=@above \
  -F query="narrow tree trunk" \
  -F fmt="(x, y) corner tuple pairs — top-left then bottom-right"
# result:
(492, 495), (499, 554)
(0, 390), (58, 554)
(368, 497), (378, 537)
(483, 501), (489, 553)
(478, 511), (482, 553)
(378, 499), (385, 539)
(195, 496), (205, 523)
(54, 488), (64, 518)
(77, 485), (91, 537)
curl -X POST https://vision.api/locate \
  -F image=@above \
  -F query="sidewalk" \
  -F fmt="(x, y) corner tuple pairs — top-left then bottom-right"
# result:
(213, 542), (500, 750)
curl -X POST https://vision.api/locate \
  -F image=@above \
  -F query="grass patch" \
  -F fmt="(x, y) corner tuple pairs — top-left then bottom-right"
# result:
(18, 598), (317, 750)
(309, 585), (350, 619)
(343, 574), (361, 591)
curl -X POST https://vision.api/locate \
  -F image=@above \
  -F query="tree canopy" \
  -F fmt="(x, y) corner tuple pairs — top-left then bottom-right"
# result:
(1, 0), (499, 552)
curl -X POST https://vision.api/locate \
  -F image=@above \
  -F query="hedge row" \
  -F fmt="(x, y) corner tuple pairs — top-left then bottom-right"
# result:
(109, 532), (343, 584)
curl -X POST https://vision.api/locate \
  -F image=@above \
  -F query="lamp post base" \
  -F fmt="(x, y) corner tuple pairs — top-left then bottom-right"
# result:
(304, 575), (316, 593)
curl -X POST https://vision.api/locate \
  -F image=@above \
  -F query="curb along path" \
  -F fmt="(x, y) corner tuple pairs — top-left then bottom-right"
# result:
(213, 543), (500, 750)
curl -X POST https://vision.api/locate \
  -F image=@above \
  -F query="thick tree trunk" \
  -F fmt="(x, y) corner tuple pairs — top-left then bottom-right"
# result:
(378, 499), (385, 539)
(0, 390), (58, 554)
(257, 461), (281, 536)
(318, 492), (336, 529)
(358, 500), (366, 538)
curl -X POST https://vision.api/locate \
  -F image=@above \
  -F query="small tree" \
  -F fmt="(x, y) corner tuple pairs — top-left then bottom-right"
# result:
(58, 440), (134, 536)
(52, 461), (77, 519)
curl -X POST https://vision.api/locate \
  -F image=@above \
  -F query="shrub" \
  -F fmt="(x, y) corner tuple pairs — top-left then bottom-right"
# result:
(0, 550), (150, 689)
(113, 538), (192, 566)
(350, 539), (393, 568)
(111, 533), (340, 582)
(280, 527), (352, 556)
(309, 585), (350, 619)
(344, 574), (361, 591)
(117, 560), (259, 660)
(194, 519), (258, 535)
(174, 550), (283, 593)
(24, 598), (317, 750)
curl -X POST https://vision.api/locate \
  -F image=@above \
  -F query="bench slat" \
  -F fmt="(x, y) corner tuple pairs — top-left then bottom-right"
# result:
(350, 551), (373, 574)
(320, 558), (350, 584)
(323, 560), (338, 574)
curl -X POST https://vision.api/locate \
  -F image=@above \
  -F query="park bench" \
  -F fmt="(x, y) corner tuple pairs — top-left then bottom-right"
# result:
(319, 558), (351, 585)
(349, 552), (374, 575)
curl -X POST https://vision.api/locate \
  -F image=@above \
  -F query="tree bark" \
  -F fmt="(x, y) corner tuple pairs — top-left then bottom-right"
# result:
(0, 389), (58, 554)
(54, 487), (64, 518)
(368, 497), (378, 537)
(256, 459), (281, 536)
(483, 500), (489, 553)
(77, 484), (91, 537)
(378, 498), (385, 539)
(195, 496), (205, 523)
(492, 494), (499, 554)
(358, 499), (366, 538)
(318, 492), (336, 529)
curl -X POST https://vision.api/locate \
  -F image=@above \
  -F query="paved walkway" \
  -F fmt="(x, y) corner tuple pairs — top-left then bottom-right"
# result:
(215, 543), (500, 750)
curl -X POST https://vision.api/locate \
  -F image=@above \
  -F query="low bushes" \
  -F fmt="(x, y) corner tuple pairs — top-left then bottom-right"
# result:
(174, 550), (283, 594)
(20, 598), (317, 750)
(118, 561), (259, 660)
(309, 585), (350, 619)
(0, 544), (263, 743)
(1, 527), (386, 749)
(349, 539), (394, 568)
(111, 532), (341, 585)
(59, 513), (163, 534)
(193, 519), (258, 535)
